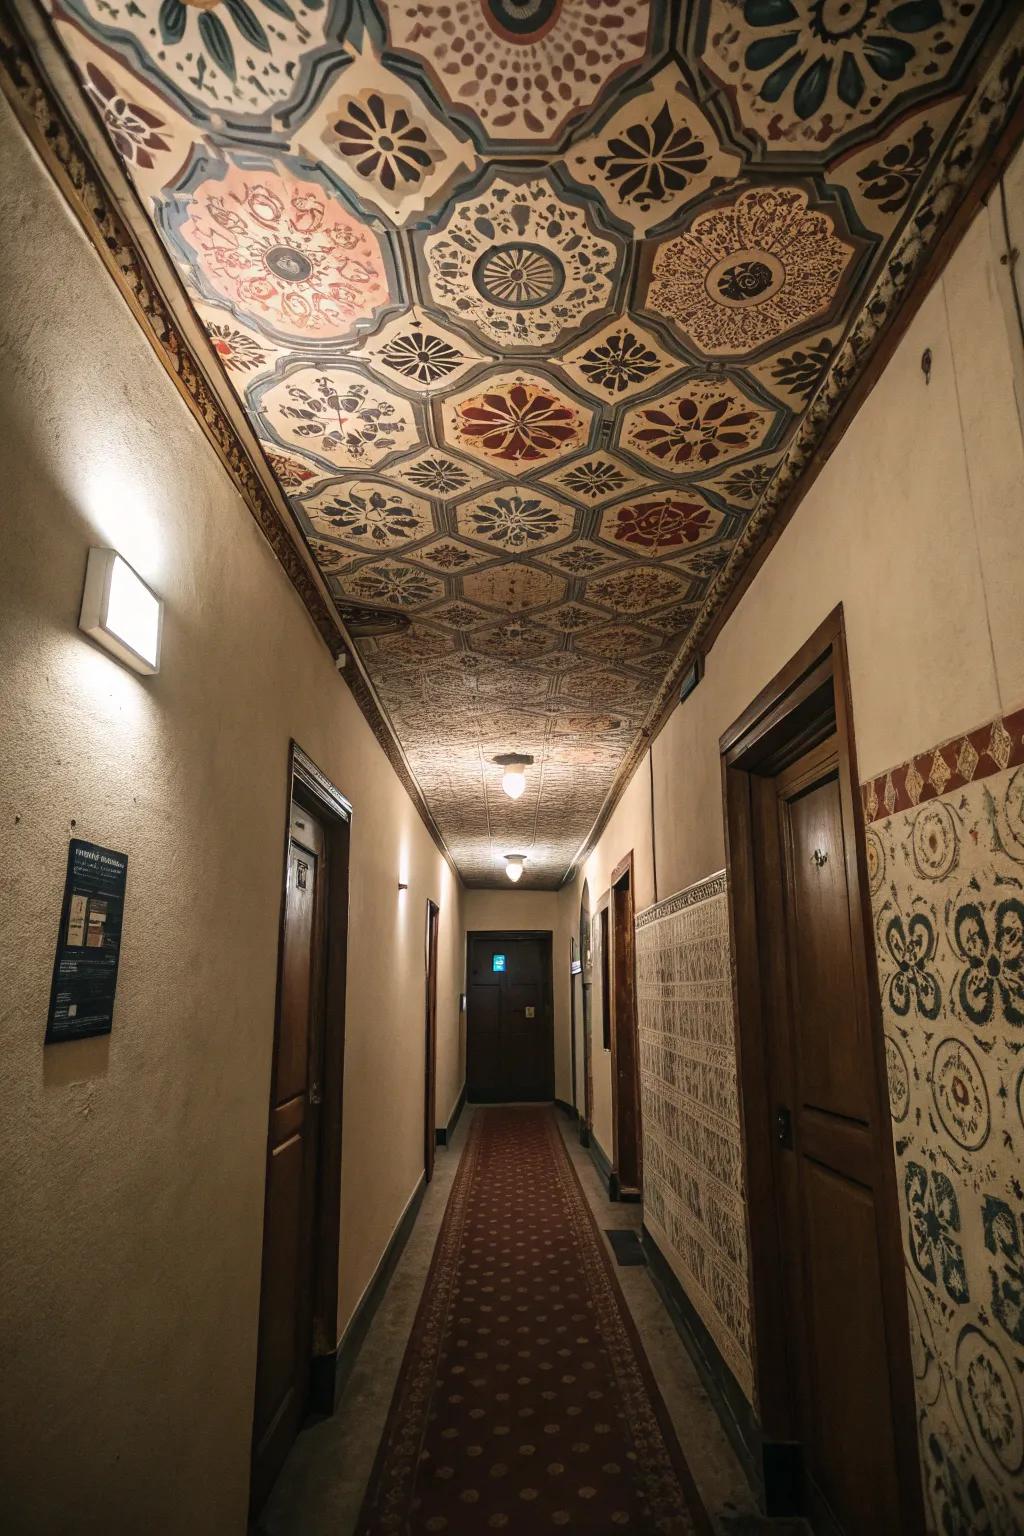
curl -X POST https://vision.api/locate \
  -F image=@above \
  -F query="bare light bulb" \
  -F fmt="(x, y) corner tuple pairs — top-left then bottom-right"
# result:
(505, 854), (526, 883)
(501, 764), (527, 800)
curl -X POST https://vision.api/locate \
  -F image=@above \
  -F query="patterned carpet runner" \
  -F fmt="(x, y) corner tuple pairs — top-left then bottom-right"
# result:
(358, 1107), (709, 1535)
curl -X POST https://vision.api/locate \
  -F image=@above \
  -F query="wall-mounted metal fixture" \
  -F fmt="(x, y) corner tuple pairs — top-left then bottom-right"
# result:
(921, 348), (932, 385)
(79, 548), (163, 675)
(398, 881), (409, 891)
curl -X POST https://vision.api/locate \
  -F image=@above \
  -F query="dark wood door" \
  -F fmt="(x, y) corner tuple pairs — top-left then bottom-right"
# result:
(424, 900), (439, 1183)
(251, 799), (327, 1511)
(467, 934), (553, 1102)
(755, 735), (903, 1532)
(611, 860), (642, 1198)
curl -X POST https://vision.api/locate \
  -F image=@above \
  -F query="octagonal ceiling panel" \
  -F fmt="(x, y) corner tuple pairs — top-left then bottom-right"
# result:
(40, 0), (1014, 882)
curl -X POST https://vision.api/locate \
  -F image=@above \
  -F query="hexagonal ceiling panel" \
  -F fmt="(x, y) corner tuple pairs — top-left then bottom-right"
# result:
(40, 0), (1011, 882)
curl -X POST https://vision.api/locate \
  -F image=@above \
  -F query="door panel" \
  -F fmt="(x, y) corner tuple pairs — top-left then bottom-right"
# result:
(252, 802), (326, 1511)
(801, 1158), (898, 1528)
(769, 741), (903, 1532)
(785, 777), (871, 1122)
(425, 901), (439, 1182)
(467, 935), (553, 1101)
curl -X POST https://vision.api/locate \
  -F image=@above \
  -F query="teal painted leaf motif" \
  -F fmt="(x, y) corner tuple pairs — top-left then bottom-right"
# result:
(157, 0), (186, 45)
(745, 32), (798, 70)
(837, 52), (864, 108)
(744, 0), (798, 22)
(759, 49), (804, 104)
(887, 0), (943, 32)
(226, 0), (270, 52)
(794, 56), (832, 119)
(863, 34), (916, 82)
(259, 0), (297, 15)
(199, 10), (237, 79)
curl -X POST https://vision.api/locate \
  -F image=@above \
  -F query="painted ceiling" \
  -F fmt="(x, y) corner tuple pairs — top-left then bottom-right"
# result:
(39, 0), (1006, 883)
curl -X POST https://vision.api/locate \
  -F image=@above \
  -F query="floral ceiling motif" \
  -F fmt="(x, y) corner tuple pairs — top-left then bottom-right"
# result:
(43, 0), (1008, 882)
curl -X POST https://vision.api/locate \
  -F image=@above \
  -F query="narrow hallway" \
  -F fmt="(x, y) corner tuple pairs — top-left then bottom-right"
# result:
(260, 1108), (767, 1536)
(4, 5), (1024, 1531)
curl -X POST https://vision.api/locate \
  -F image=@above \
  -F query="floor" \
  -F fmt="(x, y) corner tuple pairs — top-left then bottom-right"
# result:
(259, 1107), (805, 1536)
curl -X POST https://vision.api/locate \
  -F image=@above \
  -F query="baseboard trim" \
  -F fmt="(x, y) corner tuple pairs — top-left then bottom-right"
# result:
(310, 1174), (427, 1415)
(588, 1133), (615, 1199)
(436, 1082), (467, 1146)
(641, 1223), (797, 1514)
(554, 1098), (579, 1121)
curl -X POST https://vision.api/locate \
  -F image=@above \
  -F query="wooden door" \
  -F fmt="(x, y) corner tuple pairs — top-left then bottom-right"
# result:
(754, 735), (903, 1531)
(251, 799), (327, 1511)
(579, 886), (593, 1145)
(467, 934), (553, 1102)
(424, 900), (439, 1183)
(610, 858), (642, 1199)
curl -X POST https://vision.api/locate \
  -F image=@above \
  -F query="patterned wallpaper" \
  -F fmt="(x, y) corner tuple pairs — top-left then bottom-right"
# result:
(32, 0), (1010, 882)
(865, 708), (1024, 1536)
(634, 872), (753, 1403)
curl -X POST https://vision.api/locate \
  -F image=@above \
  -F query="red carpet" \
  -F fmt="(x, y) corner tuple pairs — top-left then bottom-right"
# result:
(358, 1107), (709, 1535)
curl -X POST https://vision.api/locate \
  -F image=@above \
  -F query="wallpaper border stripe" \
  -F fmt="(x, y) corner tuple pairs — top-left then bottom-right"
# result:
(861, 702), (1024, 823)
(636, 870), (728, 929)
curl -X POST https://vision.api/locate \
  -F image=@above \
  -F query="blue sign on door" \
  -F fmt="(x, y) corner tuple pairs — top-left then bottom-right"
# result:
(492, 953), (506, 973)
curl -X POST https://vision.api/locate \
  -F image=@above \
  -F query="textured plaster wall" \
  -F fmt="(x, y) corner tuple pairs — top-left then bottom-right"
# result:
(0, 100), (464, 1536)
(563, 152), (1024, 1528)
(463, 888), (573, 1100)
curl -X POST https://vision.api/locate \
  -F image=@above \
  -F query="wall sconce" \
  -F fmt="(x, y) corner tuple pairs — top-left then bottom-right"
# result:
(79, 547), (162, 675)
(494, 752), (534, 801)
(504, 853), (527, 883)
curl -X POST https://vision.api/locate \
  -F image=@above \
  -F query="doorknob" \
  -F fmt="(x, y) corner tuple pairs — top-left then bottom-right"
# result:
(775, 1105), (793, 1148)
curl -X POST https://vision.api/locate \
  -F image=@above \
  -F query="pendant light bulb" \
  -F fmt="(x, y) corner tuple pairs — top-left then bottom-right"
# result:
(505, 854), (526, 883)
(501, 763), (527, 800)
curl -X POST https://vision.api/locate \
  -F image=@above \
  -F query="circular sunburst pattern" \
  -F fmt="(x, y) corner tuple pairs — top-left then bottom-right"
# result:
(474, 242), (565, 309)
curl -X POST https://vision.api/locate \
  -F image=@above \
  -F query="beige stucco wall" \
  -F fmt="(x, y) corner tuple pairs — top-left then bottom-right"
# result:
(0, 99), (464, 1535)
(463, 887), (573, 1099)
(565, 150), (1024, 1528)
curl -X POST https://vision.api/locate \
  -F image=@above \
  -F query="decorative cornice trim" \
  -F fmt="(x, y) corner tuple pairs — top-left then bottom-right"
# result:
(635, 871), (727, 930)
(566, 22), (1024, 885)
(861, 704), (1024, 825)
(0, 0), (458, 876)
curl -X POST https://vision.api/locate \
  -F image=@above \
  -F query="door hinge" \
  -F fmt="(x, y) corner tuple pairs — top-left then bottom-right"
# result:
(776, 1105), (793, 1149)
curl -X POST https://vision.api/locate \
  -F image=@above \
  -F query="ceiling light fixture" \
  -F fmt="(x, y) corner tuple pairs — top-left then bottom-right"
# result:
(494, 752), (534, 801)
(79, 547), (163, 675)
(505, 854), (527, 884)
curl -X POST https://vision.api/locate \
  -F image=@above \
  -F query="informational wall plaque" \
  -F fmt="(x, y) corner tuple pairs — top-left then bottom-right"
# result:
(46, 839), (128, 1043)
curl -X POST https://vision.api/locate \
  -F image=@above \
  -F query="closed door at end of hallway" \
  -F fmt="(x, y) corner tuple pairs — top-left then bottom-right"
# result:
(467, 934), (553, 1102)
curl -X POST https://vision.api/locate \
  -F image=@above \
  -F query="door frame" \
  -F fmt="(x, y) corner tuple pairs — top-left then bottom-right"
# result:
(253, 742), (351, 1475)
(465, 930), (555, 1102)
(720, 607), (922, 1528)
(578, 881), (593, 1148)
(424, 899), (439, 1183)
(609, 851), (642, 1202)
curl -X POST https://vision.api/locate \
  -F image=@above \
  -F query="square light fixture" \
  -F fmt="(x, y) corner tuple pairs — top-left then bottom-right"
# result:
(79, 548), (163, 675)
